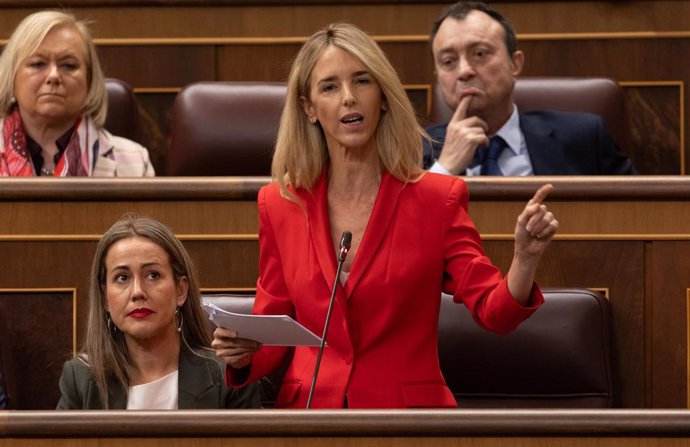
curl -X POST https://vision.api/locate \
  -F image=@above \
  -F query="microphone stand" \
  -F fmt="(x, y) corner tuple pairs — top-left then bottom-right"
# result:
(306, 231), (351, 409)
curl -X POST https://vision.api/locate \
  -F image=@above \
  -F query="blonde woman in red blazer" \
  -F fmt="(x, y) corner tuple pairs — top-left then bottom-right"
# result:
(212, 23), (558, 409)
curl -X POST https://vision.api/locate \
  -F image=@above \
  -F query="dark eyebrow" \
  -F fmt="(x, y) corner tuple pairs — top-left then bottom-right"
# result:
(109, 265), (130, 274)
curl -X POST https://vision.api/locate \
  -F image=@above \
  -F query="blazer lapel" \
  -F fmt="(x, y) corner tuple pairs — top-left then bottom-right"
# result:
(520, 112), (568, 175)
(301, 170), (355, 359)
(344, 171), (402, 297)
(303, 172), (339, 291)
(177, 347), (219, 409)
(103, 381), (127, 409)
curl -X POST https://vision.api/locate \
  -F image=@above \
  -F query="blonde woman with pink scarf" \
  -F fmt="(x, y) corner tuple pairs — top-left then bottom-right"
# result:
(0, 11), (154, 177)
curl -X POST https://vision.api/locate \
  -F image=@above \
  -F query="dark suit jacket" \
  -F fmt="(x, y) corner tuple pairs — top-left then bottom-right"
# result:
(56, 345), (260, 409)
(424, 110), (637, 175)
(228, 170), (542, 409)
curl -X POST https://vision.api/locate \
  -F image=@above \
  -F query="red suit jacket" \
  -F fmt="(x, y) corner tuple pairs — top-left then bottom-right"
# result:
(228, 169), (543, 408)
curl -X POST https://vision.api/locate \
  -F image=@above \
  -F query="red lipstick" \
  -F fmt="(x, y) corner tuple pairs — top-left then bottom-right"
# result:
(128, 308), (153, 318)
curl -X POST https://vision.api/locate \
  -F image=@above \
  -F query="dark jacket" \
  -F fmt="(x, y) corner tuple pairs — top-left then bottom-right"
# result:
(56, 345), (260, 409)
(424, 110), (637, 175)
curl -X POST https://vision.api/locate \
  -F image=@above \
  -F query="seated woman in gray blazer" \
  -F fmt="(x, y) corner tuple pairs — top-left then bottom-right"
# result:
(57, 215), (260, 409)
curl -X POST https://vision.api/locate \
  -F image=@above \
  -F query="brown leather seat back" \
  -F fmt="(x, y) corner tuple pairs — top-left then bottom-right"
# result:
(439, 288), (615, 408)
(167, 82), (287, 176)
(429, 77), (628, 150)
(104, 78), (141, 143)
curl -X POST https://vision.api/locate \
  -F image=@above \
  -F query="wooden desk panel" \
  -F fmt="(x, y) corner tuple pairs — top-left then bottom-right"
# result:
(0, 177), (688, 408)
(5, 410), (690, 446)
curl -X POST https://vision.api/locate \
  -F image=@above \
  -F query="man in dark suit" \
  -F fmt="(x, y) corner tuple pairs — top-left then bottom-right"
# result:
(425, 1), (636, 176)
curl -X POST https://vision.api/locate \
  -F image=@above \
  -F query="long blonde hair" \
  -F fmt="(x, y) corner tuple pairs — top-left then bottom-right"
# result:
(0, 10), (107, 126)
(272, 23), (426, 199)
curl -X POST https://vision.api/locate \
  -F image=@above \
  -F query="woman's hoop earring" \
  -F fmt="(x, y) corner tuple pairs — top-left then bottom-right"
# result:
(175, 308), (184, 333)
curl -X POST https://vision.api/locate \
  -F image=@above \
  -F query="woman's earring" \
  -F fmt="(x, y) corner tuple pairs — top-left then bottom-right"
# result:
(175, 308), (183, 333)
(9, 96), (16, 104)
(106, 313), (116, 335)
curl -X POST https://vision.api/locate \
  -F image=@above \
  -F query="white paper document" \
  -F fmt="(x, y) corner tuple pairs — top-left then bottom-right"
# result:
(202, 302), (322, 347)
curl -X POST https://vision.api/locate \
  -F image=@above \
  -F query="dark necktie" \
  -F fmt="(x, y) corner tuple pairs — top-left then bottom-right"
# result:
(478, 135), (507, 176)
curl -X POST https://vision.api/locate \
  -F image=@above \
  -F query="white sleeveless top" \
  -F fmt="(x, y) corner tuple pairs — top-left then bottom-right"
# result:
(127, 370), (179, 410)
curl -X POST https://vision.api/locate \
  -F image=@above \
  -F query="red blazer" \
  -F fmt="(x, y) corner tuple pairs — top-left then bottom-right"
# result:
(228, 170), (543, 408)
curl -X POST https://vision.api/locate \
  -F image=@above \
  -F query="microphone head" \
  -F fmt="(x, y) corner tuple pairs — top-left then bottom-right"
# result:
(340, 231), (352, 250)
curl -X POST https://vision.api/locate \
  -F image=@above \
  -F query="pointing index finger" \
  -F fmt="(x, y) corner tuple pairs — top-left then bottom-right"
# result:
(528, 183), (554, 205)
(451, 94), (473, 123)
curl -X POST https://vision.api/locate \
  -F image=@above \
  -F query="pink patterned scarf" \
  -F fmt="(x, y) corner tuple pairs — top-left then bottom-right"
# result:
(0, 107), (88, 177)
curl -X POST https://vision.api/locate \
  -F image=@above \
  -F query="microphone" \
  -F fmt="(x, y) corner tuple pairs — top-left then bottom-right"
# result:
(306, 231), (352, 409)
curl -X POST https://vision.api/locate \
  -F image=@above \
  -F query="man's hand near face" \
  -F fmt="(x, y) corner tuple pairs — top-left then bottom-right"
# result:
(436, 94), (490, 175)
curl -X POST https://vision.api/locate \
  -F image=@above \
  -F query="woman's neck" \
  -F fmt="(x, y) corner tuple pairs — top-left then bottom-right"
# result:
(19, 109), (76, 149)
(327, 143), (382, 200)
(125, 329), (181, 386)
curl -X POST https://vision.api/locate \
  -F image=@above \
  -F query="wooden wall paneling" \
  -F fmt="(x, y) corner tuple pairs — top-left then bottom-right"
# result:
(90, 4), (440, 39)
(0, 289), (76, 410)
(97, 45), (216, 88)
(216, 43), (299, 81)
(645, 240), (655, 408)
(377, 41), (435, 86)
(2, 1), (690, 39)
(132, 90), (179, 174)
(0, 241), (95, 367)
(499, 2), (690, 34)
(469, 201), (690, 236)
(185, 240), (259, 290)
(481, 240), (645, 408)
(0, 201), (258, 235)
(620, 83), (683, 175)
(687, 288), (690, 408)
(403, 85), (432, 125)
(647, 241), (690, 408)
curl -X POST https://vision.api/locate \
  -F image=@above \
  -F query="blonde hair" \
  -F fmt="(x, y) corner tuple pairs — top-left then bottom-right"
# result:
(0, 10), (107, 126)
(82, 214), (211, 408)
(272, 23), (426, 199)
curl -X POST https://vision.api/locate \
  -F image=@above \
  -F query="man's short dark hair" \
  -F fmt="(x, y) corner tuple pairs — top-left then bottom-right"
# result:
(430, 1), (517, 55)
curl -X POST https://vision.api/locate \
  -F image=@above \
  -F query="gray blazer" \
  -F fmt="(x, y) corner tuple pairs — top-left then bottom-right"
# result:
(56, 346), (260, 409)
